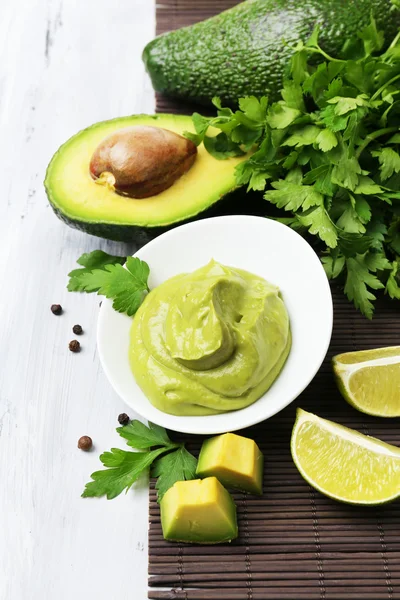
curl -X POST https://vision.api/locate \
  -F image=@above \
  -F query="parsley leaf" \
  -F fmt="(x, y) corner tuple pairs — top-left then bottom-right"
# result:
(297, 206), (338, 248)
(386, 261), (400, 299)
(238, 96), (268, 122)
(331, 156), (363, 192)
(117, 420), (173, 449)
(387, 219), (400, 254)
(203, 132), (244, 159)
(267, 103), (301, 129)
(68, 250), (126, 291)
(283, 125), (321, 148)
(82, 447), (167, 500)
(327, 94), (369, 116)
(372, 147), (400, 180)
(338, 231), (374, 257)
(336, 200), (366, 234)
(354, 176), (383, 195)
(322, 253), (345, 279)
(152, 447), (198, 502)
(82, 421), (197, 502)
(357, 15), (385, 56)
(265, 181), (323, 212)
(68, 254), (150, 317)
(316, 129), (338, 152)
(344, 253), (386, 319)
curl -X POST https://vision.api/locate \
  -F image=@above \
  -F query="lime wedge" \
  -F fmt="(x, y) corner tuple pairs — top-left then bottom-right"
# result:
(333, 346), (400, 417)
(291, 409), (400, 505)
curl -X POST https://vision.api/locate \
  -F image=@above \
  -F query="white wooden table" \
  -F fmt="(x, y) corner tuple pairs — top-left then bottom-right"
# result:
(0, 1), (155, 597)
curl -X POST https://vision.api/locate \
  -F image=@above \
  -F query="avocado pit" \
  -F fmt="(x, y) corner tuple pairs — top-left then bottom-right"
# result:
(89, 125), (197, 198)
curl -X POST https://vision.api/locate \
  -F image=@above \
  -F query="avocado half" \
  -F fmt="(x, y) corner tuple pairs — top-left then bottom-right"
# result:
(44, 114), (248, 243)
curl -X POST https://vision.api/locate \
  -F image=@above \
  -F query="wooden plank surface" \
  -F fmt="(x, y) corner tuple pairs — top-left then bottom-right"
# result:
(0, 1), (155, 598)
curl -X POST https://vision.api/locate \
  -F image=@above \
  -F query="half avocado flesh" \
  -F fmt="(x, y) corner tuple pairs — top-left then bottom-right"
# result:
(44, 114), (247, 242)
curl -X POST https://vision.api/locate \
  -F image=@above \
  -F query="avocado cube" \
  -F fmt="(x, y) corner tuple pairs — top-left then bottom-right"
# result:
(196, 433), (264, 495)
(160, 477), (238, 544)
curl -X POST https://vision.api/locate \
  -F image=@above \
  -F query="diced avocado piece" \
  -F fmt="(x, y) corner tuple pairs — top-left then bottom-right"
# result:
(196, 433), (264, 495)
(44, 114), (249, 243)
(143, 0), (400, 107)
(160, 477), (238, 544)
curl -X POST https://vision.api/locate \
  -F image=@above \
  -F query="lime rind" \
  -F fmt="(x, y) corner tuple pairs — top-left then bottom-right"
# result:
(333, 347), (400, 417)
(291, 408), (400, 505)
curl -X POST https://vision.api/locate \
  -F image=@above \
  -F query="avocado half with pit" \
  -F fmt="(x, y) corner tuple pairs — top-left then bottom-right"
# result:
(44, 114), (248, 243)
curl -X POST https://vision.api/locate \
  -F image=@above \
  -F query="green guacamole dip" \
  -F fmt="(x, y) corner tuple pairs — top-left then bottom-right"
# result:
(129, 260), (291, 416)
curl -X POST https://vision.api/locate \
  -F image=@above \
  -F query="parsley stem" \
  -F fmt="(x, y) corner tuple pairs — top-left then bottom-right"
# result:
(355, 127), (398, 158)
(388, 30), (400, 50)
(306, 46), (345, 64)
(371, 74), (400, 102)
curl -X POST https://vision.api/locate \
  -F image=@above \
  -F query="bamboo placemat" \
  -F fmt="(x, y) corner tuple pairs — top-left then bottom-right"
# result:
(148, 2), (400, 598)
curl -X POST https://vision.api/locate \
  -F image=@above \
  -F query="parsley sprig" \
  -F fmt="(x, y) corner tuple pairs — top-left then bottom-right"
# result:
(68, 250), (150, 316)
(82, 421), (197, 502)
(187, 16), (400, 318)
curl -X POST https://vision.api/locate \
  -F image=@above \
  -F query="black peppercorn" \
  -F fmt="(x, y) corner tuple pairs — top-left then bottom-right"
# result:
(72, 324), (83, 335)
(51, 304), (62, 315)
(118, 413), (130, 426)
(69, 340), (81, 353)
(78, 436), (92, 451)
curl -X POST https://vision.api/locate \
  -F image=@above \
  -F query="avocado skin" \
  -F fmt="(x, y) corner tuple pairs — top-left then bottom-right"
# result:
(143, 0), (400, 106)
(50, 188), (266, 243)
(44, 113), (258, 244)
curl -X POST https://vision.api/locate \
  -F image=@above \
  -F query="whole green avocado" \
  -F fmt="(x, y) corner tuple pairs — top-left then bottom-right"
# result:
(142, 0), (400, 106)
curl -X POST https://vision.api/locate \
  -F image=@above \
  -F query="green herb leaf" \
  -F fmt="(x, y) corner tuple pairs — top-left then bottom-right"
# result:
(152, 446), (198, 502)
(336, 200), (366, 234)
(267, 104), (301, 129)
(83, 422), (197, 502)
(331, 156), (363, 192)
(357, 15), (385, 56)
(388, 219), (400, 254)
(355, 196), (372, 224)
(322, 254), (345, 279)
(344, 253), (386, 319)
(238, 96), (268, 122)
(290, 47), (309, 85)
(203, 133), (244, 159)
(354, 176), (383, 195)
(265, 181), (323, 212)
(367, 220), (387, 251)
(365, 250), (391, 273)
(297, 206), (338, 248)
(117, 420), (173, 449)
(69, 255), (150, 317)
(248, 170), (273, 191)
(338, 232), (374, 257)
(386, 261), (400, 299)
(82, 447), (167, 500)
(281, 81), (305, 111)
(316, 129), (338, 152)
(282, 125), (321, 148)
(327, 94), (369, 116)
(68, 250), (126, 292)
(306, 25), (320, 49)
(372, 147), (400, 180)
(320, 104), (351, 132)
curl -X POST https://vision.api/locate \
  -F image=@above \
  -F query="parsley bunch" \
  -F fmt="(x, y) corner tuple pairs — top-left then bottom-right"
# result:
(82, 420), (197, 502)
(186, 17), (400, 318)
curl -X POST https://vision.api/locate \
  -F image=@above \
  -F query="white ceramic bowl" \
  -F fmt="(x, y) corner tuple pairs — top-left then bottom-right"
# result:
(97, 215), (333, 434)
